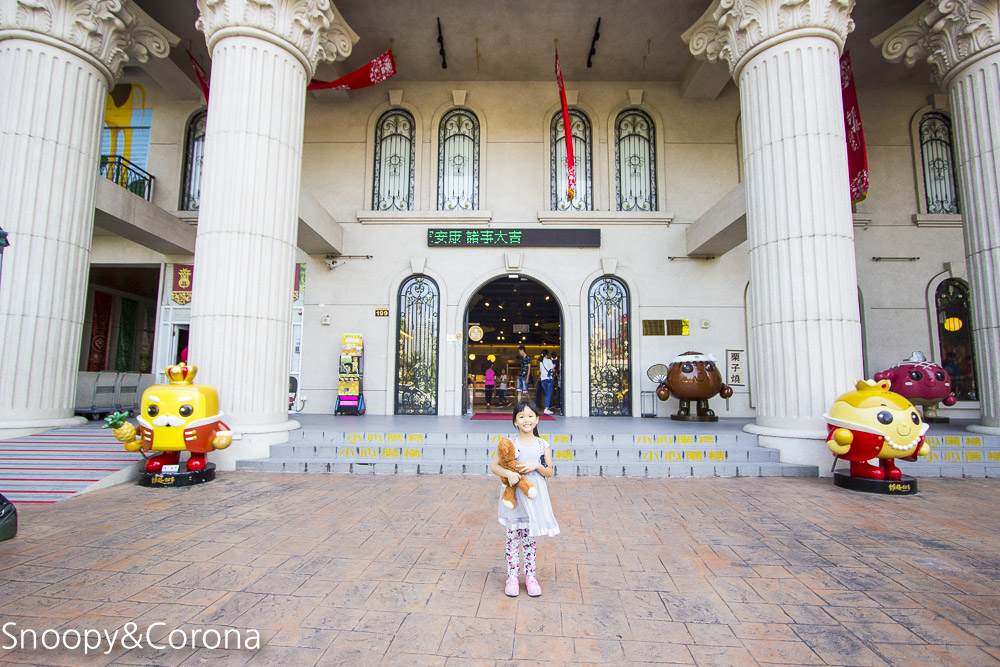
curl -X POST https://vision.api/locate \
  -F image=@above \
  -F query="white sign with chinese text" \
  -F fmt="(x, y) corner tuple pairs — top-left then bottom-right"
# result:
(726, 349), (745, 387)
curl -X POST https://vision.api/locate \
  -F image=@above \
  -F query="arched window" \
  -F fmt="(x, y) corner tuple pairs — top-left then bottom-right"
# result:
(395, 276), (440, 414)
(551, 108), (592, 211)
(180, 110), (206, 211)
(919, 111), (961, 214)
(588, 276), (631, 416)
(373, 109), (415, 211)
(936, 278), (977, 401)
(615, 109), (656, 211)
(437, 108), (479, 210)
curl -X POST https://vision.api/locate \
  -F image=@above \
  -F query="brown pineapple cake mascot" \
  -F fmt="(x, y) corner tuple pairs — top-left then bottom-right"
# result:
(496, 437), (537, 509)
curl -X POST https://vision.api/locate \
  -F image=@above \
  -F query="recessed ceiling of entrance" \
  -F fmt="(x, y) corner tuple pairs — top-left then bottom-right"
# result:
(134, 1), (932, 88)
(468, 278), (560, 347)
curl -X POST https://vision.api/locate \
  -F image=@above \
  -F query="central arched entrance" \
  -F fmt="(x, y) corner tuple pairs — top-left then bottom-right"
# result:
(464, 276), (561, 415)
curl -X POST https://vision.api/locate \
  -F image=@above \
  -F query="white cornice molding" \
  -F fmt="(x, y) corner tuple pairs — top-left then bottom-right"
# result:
(0, 0), (177, 84)
(683, 0), (855, 78)
(873, 0), (1000, 88)
(537, 211), (675, 225)
(356, 210), (494, 224)
(195, 0), (358, 77)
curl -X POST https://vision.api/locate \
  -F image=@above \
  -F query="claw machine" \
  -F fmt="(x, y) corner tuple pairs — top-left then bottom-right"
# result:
(336, 333), (365, 414)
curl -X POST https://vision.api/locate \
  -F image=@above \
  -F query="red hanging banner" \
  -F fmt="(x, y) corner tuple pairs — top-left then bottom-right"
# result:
(171, 264), (193, 306)
(87, 292), (113, 372)
(840, 51), (869, 203)
(555, 48), (576, 201)
(293, 263), (305, 301)
(186, 50), (210, 104)
(307, 50), (396, 91)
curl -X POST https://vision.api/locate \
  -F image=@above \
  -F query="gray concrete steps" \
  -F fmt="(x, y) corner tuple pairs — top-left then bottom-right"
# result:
(236, 429), (820, 477)
(855, 432), (1000, 478)
(237, 458), (818, 478)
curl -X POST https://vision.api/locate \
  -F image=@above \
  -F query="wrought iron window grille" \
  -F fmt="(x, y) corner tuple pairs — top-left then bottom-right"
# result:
(919, 112), (960, 215)
(180, 111), (206, 211)
(615, 109), (656, 212)
(550, 108), (593, 211)
(374, 109), (416, 211)
(437, 108), (480, 211)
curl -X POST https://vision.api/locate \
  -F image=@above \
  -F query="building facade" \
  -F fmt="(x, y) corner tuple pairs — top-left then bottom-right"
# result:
(0, 0), (997, 471)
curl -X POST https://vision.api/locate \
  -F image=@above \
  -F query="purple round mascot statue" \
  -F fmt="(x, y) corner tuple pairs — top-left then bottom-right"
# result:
(874, 351), (957, 423)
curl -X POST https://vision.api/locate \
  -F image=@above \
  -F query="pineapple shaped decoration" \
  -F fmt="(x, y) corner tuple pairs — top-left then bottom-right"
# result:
(104, 411), (142, 451)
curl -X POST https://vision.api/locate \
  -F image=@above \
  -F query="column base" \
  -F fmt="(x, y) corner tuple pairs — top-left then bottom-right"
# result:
(743, 423), (835, 475)
(209, 419), (300, 471)
(0, 416), (88, 440)
(967, 424), (1000, 436)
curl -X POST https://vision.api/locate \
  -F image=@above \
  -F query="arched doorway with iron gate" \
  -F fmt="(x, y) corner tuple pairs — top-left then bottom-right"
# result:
(394, 275), (441, 415)
(464, 276), (562, 415)
(588, 275), (632, 416)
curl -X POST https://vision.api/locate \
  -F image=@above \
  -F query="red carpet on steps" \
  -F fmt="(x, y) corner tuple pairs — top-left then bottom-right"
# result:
(470, 413), (555, 421)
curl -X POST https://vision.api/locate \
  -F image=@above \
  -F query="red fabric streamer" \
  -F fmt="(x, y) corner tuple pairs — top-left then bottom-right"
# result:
(555, 48), (576, 201)
(186, 50), (210, 104)
(307, 50), (396, 91)
(840, 51), (868, 203)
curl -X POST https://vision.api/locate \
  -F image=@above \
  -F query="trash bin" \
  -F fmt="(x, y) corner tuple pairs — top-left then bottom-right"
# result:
(641, 390), (657, 418)
(0, 493), (16, 542)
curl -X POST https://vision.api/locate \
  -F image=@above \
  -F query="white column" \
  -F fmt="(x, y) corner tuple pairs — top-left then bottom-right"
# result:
(0, 1), (173, 438)
(875, 1), (1000, 434)
(193, 0), (356, 467)
(685, 0), (861, 467)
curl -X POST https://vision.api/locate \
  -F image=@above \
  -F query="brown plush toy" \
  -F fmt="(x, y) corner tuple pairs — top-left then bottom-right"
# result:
(497, 437), (537, 509)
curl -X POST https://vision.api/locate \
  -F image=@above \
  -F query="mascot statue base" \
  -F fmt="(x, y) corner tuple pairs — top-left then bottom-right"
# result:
(833, 470), (918, 495)
(139, 462), (217, 487)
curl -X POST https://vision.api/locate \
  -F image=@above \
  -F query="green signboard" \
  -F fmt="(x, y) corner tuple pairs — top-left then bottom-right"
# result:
(427, 228), (600, 247)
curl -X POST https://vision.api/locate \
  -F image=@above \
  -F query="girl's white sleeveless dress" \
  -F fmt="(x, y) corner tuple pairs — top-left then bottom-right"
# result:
(496, 435), (560, 537)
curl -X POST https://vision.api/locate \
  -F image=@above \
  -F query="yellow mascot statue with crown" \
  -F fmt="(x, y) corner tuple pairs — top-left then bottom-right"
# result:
(106, 363), (232, 476)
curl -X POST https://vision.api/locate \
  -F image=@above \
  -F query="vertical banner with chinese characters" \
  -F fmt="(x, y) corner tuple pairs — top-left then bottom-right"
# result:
(292, 263), (305, 301)
(555, 47), (576, 201)
(725, 349), (745, 387)
(87, 291), (113, 371)
(840, 51), (868, 203)
(171, 264), (193, 305)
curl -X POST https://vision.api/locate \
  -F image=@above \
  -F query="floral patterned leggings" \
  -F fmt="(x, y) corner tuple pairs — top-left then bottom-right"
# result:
(505, 528), (536, 577)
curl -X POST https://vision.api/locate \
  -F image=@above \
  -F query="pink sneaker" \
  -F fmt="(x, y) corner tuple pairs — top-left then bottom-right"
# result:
(505, 575), (519, 597)
(525, 575), (542, 597)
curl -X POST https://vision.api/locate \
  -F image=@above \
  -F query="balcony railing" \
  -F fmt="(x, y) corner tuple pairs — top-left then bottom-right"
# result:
(99, 155), (155, 202)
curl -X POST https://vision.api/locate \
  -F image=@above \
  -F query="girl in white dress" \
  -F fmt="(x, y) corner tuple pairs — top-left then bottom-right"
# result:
(490, 401), (560, 597)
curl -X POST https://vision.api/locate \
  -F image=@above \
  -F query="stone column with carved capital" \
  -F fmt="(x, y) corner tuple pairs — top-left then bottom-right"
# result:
(875, 0), (1000, 434)
(0, 0), (175, 437)
(191, 0), (357, 467)
(684, 0), (863, 468)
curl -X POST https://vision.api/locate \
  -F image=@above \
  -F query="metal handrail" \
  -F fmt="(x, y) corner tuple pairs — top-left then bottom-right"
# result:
(99, 155), (155, 202)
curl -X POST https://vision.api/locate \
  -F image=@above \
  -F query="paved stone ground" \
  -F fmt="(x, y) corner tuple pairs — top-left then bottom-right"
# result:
(2, 474), (1000, 666)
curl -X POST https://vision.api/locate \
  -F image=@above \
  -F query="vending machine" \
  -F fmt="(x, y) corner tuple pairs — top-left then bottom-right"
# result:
(336, 333), (365, 414)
